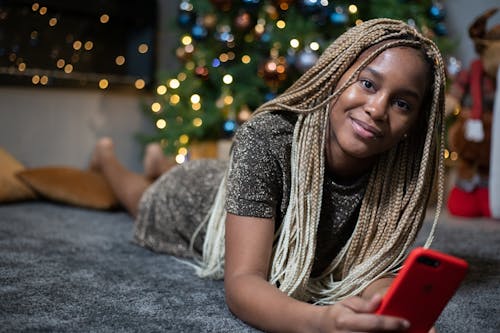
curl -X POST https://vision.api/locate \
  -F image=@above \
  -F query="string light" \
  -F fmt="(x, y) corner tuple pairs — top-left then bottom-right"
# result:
(151, 102), (161, 112)
(99, 79), (109, 89)
(135, 79), (145, 89)
(115, 56), (125, 66)
(157, 85), (167, 95)
(170, 94), (180, 105)
(64, 64), (73, 73)
(241, 55), (251, 64)
(138, 43), (149, 54)
(156, 119), (167, 129)
(290, 39), (300, 48)
(181, 35), (192, 45)
(349, 5), (358, 14)
(84, 41), (94, 51)
(222, 74), (233, 84)
(224, 95), (233, 105)
(100, 14), (110, 24)
(175, 154), (186, 164)
(179, 134), (189, 144)
(309, 42), (320, 51)
(190, 94), (201, 104)
(193, 118), (203, 127)
(73, 40), (82, 50)
(276, 20), (286, 29)
(444, 149), (450, 159)
(168, 79), (180, 89)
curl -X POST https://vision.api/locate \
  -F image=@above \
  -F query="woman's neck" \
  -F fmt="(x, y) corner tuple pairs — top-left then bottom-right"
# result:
(324, 141), (376, 180)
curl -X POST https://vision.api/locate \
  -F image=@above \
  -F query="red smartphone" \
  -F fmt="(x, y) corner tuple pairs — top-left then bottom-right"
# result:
(375, 247), (468, 333)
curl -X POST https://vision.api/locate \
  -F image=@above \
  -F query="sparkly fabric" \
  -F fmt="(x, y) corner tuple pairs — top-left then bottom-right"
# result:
(134, 111), (368, 276)
(226, 112), (368, 276)
(134, 159), (227, 257)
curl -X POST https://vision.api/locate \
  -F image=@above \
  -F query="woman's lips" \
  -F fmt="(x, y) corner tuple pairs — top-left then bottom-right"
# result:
(351, 118), (383, 139)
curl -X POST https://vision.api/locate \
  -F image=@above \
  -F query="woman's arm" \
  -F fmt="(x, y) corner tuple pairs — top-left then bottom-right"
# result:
(224, 213), (411, 333)
(361, 277), (394, 300)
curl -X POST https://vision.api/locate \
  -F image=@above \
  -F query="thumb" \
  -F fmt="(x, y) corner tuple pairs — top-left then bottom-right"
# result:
(367, 293), (383, 313)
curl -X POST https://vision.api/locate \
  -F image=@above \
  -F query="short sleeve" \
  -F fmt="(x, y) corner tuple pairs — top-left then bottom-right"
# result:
(225, 115), (284, 219)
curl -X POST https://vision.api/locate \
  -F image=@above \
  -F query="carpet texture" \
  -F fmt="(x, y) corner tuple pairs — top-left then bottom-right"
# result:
(0, 202), (499, 332)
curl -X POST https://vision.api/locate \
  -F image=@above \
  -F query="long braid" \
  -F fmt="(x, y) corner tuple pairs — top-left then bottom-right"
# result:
(194, 18), (446, 304)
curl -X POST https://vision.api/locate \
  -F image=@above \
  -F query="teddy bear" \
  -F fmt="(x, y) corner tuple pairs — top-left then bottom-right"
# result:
(446, 7), (500, 218)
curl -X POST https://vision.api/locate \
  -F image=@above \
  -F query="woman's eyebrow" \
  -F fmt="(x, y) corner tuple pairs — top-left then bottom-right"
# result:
(363, 66), (422, 100)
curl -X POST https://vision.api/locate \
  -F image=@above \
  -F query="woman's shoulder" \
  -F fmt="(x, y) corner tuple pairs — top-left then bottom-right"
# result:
(235, 111), (297, 141)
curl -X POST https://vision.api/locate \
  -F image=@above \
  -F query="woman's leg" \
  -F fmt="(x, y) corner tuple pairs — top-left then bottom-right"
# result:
(143, 142), (177, 180)
(90, 138), (152, 218)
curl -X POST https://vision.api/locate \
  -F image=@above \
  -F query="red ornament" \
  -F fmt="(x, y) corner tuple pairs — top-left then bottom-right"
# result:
(195, 66), (209, 80)
(234, 12), (252, 31)
(258, 56), (288, 88)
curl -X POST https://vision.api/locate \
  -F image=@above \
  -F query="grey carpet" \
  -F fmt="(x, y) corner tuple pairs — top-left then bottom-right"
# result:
(0, 202), (498, 332)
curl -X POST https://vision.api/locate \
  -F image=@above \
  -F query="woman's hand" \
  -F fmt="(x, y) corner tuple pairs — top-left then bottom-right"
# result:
(316, 294), (410, 333)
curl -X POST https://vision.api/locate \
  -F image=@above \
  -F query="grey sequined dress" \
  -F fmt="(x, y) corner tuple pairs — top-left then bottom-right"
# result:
(133, 111), (368, 276)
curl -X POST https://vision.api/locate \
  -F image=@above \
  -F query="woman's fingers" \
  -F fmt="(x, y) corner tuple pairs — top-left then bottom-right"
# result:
(341, 294), (382, 313)
(334, 312), (410, 332)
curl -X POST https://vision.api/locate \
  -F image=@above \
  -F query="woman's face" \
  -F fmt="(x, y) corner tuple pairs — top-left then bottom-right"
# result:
(326, 46), (430, 175)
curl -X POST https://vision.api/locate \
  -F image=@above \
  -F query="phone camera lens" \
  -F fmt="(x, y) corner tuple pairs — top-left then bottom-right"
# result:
(417, 255), (441, 268)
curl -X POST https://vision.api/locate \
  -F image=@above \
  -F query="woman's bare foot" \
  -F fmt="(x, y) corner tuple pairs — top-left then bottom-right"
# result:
(143, 142), (176, 180)
(89, 137), (115, 172)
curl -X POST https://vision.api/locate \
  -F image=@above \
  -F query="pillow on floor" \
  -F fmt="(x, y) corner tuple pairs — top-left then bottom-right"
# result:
(16, 167), (119, 210)
(0, 147), (37, 203)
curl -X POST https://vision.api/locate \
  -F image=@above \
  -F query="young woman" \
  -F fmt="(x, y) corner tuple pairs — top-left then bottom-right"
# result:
(91, 18), (445, 332)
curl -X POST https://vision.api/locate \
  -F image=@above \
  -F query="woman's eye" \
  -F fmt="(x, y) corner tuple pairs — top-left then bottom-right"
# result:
(395, 99), (410, 111)
(360, 79), (374, 90)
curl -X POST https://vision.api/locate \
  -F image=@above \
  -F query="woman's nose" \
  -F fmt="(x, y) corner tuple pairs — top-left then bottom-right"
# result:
(364, 94), (388, 120)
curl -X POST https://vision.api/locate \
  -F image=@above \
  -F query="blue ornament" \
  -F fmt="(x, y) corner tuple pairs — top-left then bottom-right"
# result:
(434, 22), (448, 36)
(260, 32), (271, 43)
(429, 3), (445, 20)
(191, 24), (208, 40)
(177, 12), (195, 28)
(265, 92), (276, 101)
(298, 0), (322, 14)
(223, 119), (237, 135)
(241, 0), (261, 10)
(330, 9), (348, 25)
(212, 58), (221, 68)
(295, 48), (318, 73)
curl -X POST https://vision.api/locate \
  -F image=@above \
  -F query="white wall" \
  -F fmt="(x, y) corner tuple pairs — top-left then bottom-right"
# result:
(0, 87), (152, 171)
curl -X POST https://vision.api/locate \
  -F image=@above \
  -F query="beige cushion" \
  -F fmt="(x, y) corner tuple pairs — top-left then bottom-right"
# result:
(0, 147), (37, 203)
(17, 167), (119, 210)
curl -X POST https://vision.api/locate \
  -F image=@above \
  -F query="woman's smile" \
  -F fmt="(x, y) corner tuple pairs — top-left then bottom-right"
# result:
(350, 116), (383, 140)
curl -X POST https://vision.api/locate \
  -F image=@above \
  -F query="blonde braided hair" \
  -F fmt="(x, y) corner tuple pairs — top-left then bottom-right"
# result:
(193, 18), (446, 304)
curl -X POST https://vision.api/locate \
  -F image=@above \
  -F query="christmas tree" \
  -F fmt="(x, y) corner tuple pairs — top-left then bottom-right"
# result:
(140, 0), (452, 161)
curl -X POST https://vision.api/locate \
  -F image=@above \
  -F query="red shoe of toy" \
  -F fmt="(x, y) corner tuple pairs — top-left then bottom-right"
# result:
(447, 187), (480, 217)
(476, 187), (492, 218)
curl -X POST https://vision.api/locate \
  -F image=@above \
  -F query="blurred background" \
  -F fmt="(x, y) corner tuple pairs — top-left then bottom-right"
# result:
(0, 0), (498, 173)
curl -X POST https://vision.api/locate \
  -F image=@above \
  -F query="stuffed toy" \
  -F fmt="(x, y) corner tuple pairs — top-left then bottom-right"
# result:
(446, 8), (500, 218)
